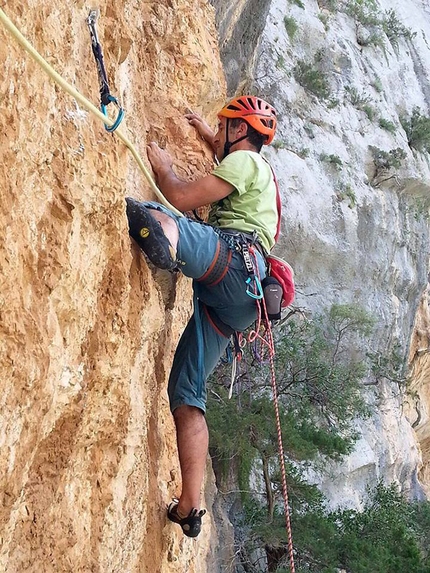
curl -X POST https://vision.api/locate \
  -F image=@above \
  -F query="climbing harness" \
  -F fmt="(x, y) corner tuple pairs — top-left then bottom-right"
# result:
(87, 10), (124, 132)
(198, 228), (264, 295)
(0, 7), (182, 216)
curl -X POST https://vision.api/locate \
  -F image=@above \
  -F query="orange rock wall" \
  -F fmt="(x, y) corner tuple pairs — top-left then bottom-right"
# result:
(408, 286), (430, 496)
(0, 2), (225, 571)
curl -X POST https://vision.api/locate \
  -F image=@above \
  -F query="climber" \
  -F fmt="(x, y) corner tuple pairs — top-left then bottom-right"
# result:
(125, 96), (278, 538)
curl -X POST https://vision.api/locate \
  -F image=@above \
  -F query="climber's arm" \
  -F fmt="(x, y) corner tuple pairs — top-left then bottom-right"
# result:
(146, 142), (233, 212)
(185, 113), (216, 152)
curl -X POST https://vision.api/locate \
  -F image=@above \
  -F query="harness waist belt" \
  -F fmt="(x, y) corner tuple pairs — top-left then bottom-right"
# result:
(197, 228), (265, 288)
(197, 237), (232, 287)
(214, 228), (267, 258)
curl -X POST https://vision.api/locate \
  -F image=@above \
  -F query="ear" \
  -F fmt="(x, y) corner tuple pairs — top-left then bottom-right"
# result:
(239, 120), (249, 135)
(233, 120), (248, 137)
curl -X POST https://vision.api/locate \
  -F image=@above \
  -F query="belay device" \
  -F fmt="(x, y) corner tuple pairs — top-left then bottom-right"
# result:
(87, 9), (124, 132)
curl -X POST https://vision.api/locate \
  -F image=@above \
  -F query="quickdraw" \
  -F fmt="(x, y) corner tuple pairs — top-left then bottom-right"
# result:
(87, 10), (124, 133)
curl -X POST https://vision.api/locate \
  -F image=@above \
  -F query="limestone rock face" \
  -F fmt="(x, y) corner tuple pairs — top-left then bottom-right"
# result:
(408, 286), (430, 496)
(0, 2), (226, 571)
(248, 0), (430, 506)
(209, 0), (272, 95)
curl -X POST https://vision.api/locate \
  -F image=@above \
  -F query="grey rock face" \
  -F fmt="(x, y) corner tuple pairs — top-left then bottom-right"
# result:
(210, 0), (272, 94)
(214, 0), (430, 507)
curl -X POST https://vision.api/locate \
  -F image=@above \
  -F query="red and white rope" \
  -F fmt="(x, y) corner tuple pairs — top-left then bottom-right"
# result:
(249, 248), (296, 572)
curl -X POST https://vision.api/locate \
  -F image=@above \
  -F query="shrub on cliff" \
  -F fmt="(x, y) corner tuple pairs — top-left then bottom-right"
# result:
(401, 107), (430, 153)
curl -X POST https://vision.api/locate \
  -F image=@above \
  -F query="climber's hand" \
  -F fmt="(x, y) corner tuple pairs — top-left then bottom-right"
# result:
(185, 113), (215, 147)
(147, 142), (173, 178)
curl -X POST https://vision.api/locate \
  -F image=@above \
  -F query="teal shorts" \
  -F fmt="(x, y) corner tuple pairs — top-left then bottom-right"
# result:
(144, 202), (266, 413)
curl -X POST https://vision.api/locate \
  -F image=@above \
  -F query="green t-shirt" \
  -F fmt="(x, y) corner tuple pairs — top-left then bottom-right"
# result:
(208, 150), (278, 254)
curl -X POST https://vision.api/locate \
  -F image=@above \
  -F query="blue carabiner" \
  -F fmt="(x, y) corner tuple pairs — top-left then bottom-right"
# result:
(101, 95), (124, 132)
(245, 276), (264, 300)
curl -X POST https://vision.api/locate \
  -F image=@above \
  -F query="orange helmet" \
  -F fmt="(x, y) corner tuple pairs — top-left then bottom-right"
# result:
(218, 96), (277, 145)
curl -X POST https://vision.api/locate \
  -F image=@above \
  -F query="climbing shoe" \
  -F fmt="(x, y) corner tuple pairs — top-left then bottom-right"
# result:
(167, 498), (207, 538)
(125, 197), (177, 271)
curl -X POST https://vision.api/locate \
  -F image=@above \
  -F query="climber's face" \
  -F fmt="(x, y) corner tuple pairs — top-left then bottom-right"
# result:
(213, 117), (248, 161)
(213, 117), (228, 161)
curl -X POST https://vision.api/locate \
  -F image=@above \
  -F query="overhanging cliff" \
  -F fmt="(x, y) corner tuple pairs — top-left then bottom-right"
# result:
(0, 2), (225, 571)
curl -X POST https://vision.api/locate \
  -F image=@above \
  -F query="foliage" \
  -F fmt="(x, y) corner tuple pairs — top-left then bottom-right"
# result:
(284, 16), (298, 41)
(318, 0), (338, 11)
(294, 59), (331, 100)
(345, 86), (371, 107)
(320, 153), (343, 170)
(297, 147), (310, 159)
(328, 482), (430, 573)
(272, 140), (288, 150)
(289, 0), (305, 8)
(344, 2), (415, 53)
(370, 145), (407, 174)
(401, 107), (430, 153)
(208, 304), (374, 490)
(276, 53), (287, 70)
(359, 30), (385, 48)
(411, 198), (430, 222)
(362, 104), (376, 121)
(336, 183), (357, 208)
(366, 342), (409, 388)
(238, 481), (430, 572)
(206, 305), (430, 572)
(382, 9), (416, 51)
(208, 305), (373, 490)
(379, 117), (397, 133)
(345, 0), (380, 26)
(371, 76), (383, 93)
(318, 12), (330, 31)
(325, 97), (339, 109)
(272, 141), (310, 159)
(344, 86), (376, 120)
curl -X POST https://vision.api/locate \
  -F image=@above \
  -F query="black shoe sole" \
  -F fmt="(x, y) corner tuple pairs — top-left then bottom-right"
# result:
(125, 198), (176, 270)
(167, 500), (206, 538)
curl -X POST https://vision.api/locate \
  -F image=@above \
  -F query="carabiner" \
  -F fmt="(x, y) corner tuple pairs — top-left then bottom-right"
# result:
(245, 276), (264, 299)
(101, 95), (125, 132)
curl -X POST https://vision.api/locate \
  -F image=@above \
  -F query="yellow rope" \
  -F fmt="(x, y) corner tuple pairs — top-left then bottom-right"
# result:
(0, 7), (183, 217)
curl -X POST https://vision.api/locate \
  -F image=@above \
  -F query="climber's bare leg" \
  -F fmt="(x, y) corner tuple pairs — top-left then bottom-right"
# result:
(173, 405), (208, 514)
(150, 210), (179, 252)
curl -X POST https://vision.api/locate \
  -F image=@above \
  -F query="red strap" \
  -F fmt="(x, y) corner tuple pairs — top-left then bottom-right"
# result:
(263, 158), (282, 244)
(274, 175), (282, 243)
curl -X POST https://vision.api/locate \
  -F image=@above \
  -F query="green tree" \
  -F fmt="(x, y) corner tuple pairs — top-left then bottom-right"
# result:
(207, 306), (430, 572)
(207, 304), (374, 570)
(332, 482), (430, 573)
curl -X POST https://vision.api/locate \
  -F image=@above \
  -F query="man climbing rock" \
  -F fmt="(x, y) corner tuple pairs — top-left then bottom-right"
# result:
(125, 96), (278, 538)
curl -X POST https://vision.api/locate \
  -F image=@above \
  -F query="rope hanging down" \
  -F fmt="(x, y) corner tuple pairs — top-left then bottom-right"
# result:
(0, 7), (182, 218)
(246, 257), (296, 572)
(266, 327), (296, 573)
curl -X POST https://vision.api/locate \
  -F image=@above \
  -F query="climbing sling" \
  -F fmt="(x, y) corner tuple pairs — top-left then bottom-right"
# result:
(87, 9), (124, 132)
